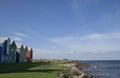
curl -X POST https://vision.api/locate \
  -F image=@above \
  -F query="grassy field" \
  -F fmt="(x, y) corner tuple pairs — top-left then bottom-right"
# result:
(0, 61), (62, 78)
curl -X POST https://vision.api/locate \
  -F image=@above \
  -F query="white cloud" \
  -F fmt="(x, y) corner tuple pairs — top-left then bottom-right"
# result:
(11, 36), (22, 41)
(80, 32), (120, 40)
(33, 48), (120, 60)
(50, 32), (120, 53)
(51, 32), (120, 42)
(14, 32), (31, 39)
(80, 34), (104, 40)
(50, 36), (74, 43)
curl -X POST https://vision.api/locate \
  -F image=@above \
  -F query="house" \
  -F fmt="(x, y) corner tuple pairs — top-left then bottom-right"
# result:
(16, 50), (20, 63)
(24, 46), (28, 63)
(0, 37), (33, 64)
(16, 44), (24, 63)
(27, 50), (31, 63)
(27, 48), (33, 62)
(0, 45), (2, 63)
(9, 41), (17, 63)
(30, 48), (33, 62)
(0, 37), (10, 63)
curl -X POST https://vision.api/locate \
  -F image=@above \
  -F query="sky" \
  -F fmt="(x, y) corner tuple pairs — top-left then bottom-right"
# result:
(0, 0), (120, 60)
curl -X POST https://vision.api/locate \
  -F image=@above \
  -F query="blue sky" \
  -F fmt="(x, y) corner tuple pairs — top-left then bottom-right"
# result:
(0, 0), (120, 60)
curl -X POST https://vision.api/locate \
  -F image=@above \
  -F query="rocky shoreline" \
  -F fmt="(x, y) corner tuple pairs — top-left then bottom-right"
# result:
(58, 60), (94, 78)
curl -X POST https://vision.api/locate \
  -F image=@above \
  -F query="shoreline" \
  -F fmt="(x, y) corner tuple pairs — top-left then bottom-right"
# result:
(74, 61), (101, 78)
(58, 60), (94, 78)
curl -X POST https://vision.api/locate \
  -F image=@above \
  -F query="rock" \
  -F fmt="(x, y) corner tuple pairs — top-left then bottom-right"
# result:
(59, 73), (65, 78)
(58, 64), (93, 78)
(69, 66), (81, 75)
(78, 72), (93, 78)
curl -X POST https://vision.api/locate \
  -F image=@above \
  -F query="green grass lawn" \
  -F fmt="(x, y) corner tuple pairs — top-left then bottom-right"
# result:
(0, 61), (62, 78)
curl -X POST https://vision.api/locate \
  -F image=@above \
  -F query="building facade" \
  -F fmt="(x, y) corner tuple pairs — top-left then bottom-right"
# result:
(9, 41), (17, 63)
(0, 37), (10, 63)
(30, 48), (33, 62)
(24, 46), (28, 63)
(0, 45), (3, 63)
(19, 44), (24, 63)
(0, 37), (33, 64)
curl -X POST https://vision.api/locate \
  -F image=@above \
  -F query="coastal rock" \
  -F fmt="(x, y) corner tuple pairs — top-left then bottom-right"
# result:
(59, 66), (93, 78)
(78, 72), (93, 78)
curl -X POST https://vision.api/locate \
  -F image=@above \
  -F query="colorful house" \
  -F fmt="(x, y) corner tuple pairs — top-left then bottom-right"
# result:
(0, 37), (33, 64)
(30, 48), (33, 62)
(16, 51), (20, 63)
(27, 48), (33, 62)
(24, 46), (28, 63)
(16, 44), (24, 63)
(0, 45), (2, 63)
(0, 37), (10, 63)
(9, 41), (17, 63)
(27, 50), (31, 62)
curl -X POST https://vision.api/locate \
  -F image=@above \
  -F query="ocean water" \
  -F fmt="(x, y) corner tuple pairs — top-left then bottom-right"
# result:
(81, 60), (120, 78)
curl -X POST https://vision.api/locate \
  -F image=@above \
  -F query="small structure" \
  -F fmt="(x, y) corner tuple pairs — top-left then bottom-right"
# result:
(16, 50), (20, 63)
(27, 50), (31, 62)
(9, 41), (17, 63)
(27, 48), (33, 62)
(16, 43), (24, 63)
(0, 45), (2, 63)
(0, 37), (10, 63)
(0, 37), (33, 64)
(24, 46), (28, 63)
(30, 48), (33, 62)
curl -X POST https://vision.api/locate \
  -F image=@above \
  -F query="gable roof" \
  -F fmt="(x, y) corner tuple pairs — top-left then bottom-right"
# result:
(10, 41), (17, 48)
(10, 41), (15, 44)
(25, 46), (28, 49)
(0, 37), (9, 43)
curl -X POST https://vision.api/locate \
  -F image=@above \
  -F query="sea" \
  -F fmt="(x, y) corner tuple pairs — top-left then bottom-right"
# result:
(81, 60), (120, 78)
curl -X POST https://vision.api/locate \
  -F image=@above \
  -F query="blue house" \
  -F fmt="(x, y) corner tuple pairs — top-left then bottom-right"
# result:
(0, 37), (10, 63)
(0, 45), (3, 63)
(16, 43), (24, 63)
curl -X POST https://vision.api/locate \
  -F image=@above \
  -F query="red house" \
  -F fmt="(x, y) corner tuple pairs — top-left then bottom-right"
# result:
(27, 48), (33, 62)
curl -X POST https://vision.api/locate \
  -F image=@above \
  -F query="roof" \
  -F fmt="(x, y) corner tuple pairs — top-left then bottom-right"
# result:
(0, 37), (9, 43)
(10, 40), (16, 44)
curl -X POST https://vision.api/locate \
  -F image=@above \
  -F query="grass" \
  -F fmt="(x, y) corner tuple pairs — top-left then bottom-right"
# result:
(0, 61), (62, 78)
